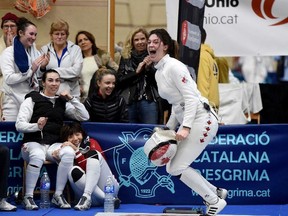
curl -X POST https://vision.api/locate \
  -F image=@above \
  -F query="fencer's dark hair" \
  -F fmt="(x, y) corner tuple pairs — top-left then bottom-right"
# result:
(60, 121), (87, 142)
(149, 28), (179, 59)
(16, 17), (36, 37)
(41, 69), (60, 82)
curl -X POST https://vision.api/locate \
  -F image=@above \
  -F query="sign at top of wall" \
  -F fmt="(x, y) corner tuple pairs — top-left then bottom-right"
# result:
(167, 0), (288, 56)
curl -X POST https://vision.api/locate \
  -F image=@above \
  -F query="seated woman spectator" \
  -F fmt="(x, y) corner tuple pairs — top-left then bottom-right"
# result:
(59, 122), (120, 211)
(75, 30), (118, 101)
(84, 67), (128, 123)
(41, 19), (83, 98)
(117, 27), (160, 124)
(15, 69), (89, 210)
(0, 17), (49, 121)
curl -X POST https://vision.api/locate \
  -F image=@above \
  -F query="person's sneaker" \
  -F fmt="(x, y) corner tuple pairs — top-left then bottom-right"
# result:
(206, 198), (227, 216)
(216, 187), (228, 200)
(0, 198), (17, 211)
(51, 194), (71, 209)
(22, 196), (38, 210)
(74, 196), (91, 211)
(114, 197), (121, 209)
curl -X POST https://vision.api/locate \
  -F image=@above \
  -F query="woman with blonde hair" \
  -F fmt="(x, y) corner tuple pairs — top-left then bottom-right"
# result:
(41, 19), (83, 98)
(117, 27), (161, 124)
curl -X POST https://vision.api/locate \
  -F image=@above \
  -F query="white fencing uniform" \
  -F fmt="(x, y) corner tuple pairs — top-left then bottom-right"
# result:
(154, 54), (220, 204)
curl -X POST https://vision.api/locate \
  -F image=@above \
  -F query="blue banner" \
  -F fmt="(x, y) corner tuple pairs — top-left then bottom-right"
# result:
(2, 122), (288, 205)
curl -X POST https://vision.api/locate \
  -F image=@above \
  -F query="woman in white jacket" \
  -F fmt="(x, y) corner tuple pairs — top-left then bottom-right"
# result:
(0, 17), (49, 121)
(41, 19), (83, 98)
(147, 28), (227, 216)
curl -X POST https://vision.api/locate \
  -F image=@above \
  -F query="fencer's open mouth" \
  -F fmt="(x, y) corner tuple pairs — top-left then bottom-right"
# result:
(149, 50), (156, 55)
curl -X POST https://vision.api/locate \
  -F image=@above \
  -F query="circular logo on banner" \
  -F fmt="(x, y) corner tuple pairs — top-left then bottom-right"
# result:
(252, 0), (288, 26)
(113, 128), (175, 199)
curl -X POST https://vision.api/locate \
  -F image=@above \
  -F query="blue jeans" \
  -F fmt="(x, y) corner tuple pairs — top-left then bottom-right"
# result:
(128, 99), (158, 124)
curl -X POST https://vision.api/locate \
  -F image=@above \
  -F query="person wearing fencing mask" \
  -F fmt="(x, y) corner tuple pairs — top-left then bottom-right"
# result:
(146, 28), (227, 216)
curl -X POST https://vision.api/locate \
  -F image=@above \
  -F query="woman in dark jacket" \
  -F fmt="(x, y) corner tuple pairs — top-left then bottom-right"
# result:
(84, 67), (128, 123)
(117, 27), (163, 124)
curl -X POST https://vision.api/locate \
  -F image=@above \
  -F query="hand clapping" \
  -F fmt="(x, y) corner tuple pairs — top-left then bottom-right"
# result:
(31, 54), (50, 73)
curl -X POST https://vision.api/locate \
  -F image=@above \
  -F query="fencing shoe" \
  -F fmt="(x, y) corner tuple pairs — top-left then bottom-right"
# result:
(0, 198), (17, 211)
(74, 196), (91, 211)
(22, 196), (38, 210)
(216, 188), (228, 200)
(206, 198), (227, 216)
(52, 194), (71, 209)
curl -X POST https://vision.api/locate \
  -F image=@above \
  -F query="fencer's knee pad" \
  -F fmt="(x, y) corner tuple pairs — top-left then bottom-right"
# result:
(70, 166), (84, 182)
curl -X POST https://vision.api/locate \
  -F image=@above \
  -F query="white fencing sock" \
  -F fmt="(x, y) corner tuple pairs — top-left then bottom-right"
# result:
(83, 158), (100, 199)
(199, 174), (217, 195)
(180, 167), (218, 204)
(55, 150), (74, 195)
(25, 164), (41, 197)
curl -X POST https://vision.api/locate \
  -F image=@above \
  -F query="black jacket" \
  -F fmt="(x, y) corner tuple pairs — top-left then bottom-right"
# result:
(84, 91), (128, 123)
(117, 50), (159, 105)
(23, 91), (66, 144)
